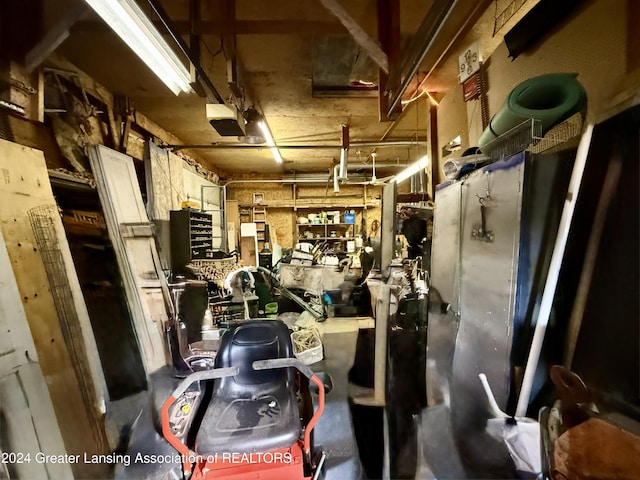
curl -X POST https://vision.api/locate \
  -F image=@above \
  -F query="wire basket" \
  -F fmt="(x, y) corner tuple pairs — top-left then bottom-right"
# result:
(481, 113), (584, 162)
(28, 204), (108, 451)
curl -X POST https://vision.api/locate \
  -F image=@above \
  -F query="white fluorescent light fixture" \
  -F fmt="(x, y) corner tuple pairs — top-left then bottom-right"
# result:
(393, 156), (428, 184)
(339, 148), (348, 179)
(85, 0), (192, 95)
(258, 121), (283, 164)
(333, 164), (340, 192)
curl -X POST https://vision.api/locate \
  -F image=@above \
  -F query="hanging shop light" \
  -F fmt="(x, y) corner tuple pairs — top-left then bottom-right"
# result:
(85, 0), (192, 95)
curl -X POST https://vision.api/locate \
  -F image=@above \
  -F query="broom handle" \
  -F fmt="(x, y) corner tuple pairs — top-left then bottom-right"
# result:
(515, 124), (594, 417)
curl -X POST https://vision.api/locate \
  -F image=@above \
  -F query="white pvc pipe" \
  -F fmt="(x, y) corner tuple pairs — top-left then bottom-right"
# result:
(479, 373), (509, 419)
(515, 124), (594, 417)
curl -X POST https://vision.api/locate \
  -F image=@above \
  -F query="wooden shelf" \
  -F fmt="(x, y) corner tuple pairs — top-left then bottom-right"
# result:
(298, 236), (356, 241)
(297, 223), (355, 227)
(253, 200), (377, 209)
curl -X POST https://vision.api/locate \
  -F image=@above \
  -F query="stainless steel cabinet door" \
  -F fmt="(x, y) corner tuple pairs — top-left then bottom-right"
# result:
(451, 153), (526, 476)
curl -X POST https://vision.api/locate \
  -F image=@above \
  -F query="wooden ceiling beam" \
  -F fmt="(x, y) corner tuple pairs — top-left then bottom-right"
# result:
(188, 0), (207, 96)
(316, 0), (389, 73)
(25, 3), (89, 72)
(221, 0), (245, 102)
(221, 0), (236, 58)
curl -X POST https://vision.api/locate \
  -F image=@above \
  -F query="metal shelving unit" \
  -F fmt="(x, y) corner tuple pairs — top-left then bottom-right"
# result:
(170, 209), (214, 270)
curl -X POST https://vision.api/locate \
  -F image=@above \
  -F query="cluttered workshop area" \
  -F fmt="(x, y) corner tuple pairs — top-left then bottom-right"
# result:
(0, 0), (638, 479)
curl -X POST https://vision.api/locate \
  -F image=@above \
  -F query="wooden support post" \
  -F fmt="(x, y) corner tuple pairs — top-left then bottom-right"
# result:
(429, 102), (439, 194)
(380, 182), (396, 279)
(377, 0), (401, 121)
(119, 116), (132, 154)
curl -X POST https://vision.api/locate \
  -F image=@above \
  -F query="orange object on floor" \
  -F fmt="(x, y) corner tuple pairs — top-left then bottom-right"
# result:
(552, 417), (640, 480)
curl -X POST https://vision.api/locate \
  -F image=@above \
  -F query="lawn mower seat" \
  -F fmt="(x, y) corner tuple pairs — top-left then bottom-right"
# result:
(195, 320), (301, 455)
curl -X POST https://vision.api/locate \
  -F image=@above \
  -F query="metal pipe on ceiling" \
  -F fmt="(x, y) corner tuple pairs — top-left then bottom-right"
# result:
(352, 141), (427, 148)
(378, 0), (489, 145)
(347, 162), (401, 169)
(386, 0), (459, 117)
(223, 163), (406, 185)
(224, 178), (327, 186)
(167, 141), (427, 151)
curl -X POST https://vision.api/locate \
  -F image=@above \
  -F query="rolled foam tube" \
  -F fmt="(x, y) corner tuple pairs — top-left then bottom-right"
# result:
(479, 73), (587, 151)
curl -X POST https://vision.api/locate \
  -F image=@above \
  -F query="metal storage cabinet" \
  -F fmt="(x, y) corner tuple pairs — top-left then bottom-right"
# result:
(170, 209), (214, 271)
(421, 150), (574, 478)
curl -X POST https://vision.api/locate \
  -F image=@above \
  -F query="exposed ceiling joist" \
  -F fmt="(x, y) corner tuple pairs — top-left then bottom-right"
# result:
(167, 140), (427, 151)
(188, 0), (205, 95)
(221, 0), (237, 59)
(25, 2), (89, 72)
(220, 0), (245, 102)
(317, 0), (389, 73)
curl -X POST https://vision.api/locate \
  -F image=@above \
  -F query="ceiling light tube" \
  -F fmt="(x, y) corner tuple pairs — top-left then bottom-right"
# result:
(258, 121), (283, 164)
(393, 155), (428, 184)
(333, 164), (340, 192)
(85, 0), (192, 95)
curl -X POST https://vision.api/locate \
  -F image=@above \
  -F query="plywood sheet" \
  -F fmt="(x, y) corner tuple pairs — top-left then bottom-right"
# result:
(240, 235), (257, 267)
(0, 139), (108, 477)
(145, 141), (184, 221)
(226, 199), (240, 252)
(226, 199), (240, 233)
(0, 229), (72, 479)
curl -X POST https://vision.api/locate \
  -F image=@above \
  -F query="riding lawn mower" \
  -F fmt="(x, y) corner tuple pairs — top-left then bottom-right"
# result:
(117, 279), (330, 480)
